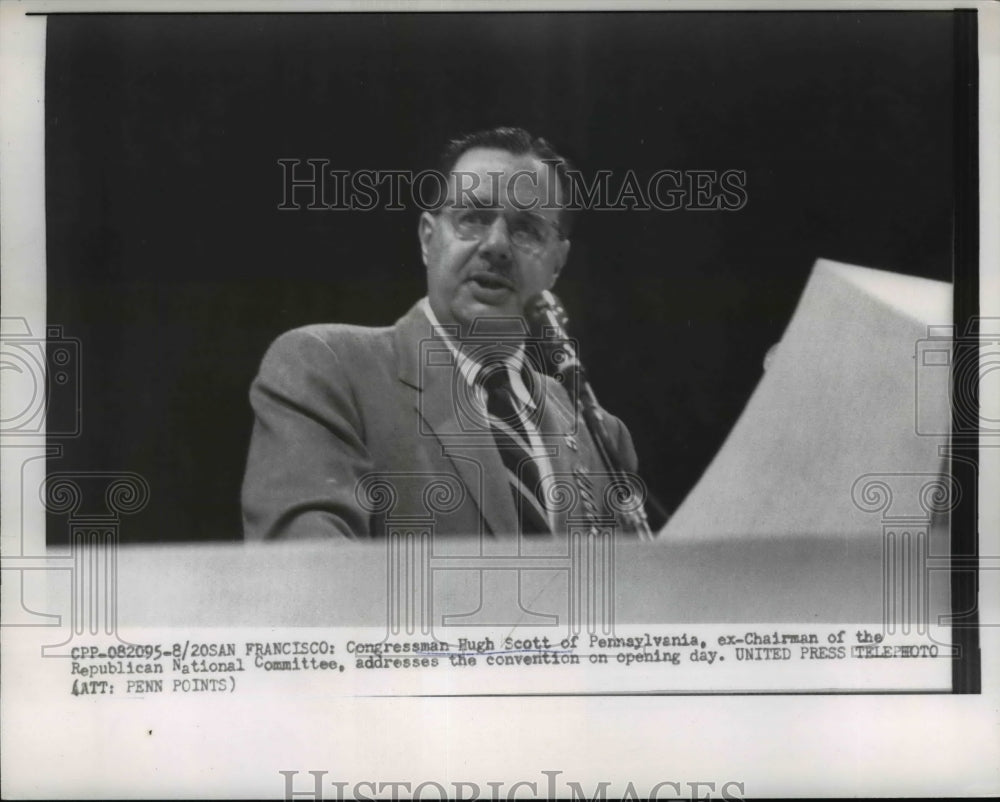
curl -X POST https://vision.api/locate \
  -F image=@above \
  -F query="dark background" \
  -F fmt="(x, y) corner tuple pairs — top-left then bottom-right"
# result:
(45, 11), (955, 543)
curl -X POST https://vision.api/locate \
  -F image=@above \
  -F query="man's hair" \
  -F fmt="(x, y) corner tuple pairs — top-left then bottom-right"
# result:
(427, 126), (576, 235)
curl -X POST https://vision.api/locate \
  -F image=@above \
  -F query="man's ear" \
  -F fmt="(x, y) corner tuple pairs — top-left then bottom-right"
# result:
(549, 238), (570, 287)
(418, 211), (436, 267)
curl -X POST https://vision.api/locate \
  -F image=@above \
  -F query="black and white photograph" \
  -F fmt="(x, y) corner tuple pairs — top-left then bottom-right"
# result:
(1, 1), (997, 798)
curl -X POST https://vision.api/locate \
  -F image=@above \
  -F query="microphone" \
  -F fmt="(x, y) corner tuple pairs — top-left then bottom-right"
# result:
(524, 290), (587, 390)
(524, 290), (660, 540)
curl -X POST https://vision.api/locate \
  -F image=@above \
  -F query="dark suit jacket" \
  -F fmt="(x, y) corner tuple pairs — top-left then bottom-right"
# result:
(242, 300), (639, 541)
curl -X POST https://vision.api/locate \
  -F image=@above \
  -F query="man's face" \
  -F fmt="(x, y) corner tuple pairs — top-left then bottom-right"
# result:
(419, 147), (570, 337)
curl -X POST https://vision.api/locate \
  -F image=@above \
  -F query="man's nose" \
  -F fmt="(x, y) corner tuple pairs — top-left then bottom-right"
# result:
(477, 215), (513, 262)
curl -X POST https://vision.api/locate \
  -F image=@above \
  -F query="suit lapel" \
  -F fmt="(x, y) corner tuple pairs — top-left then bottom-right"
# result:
(394, 301), (518, 537)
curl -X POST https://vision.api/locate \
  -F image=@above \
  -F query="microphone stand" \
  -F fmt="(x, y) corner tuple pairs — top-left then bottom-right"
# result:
(528, 291), (667, 541)
(576, 367), (657, 540)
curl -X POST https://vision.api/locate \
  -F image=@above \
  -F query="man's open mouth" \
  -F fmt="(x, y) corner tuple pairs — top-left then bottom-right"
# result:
(468, 273), (515, 292)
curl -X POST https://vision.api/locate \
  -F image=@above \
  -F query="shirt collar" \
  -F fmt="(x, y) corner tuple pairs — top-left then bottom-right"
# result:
(420, 297), (536, 410)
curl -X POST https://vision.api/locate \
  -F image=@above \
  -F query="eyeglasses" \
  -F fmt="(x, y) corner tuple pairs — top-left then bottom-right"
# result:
(443, 206), (566, 256)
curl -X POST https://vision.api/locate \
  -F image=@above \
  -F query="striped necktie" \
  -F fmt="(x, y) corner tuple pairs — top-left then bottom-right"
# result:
(480, 366), (551, 535)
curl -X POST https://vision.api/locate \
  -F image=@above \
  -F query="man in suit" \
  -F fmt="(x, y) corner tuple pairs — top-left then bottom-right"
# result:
(242, 127), (640, 541)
